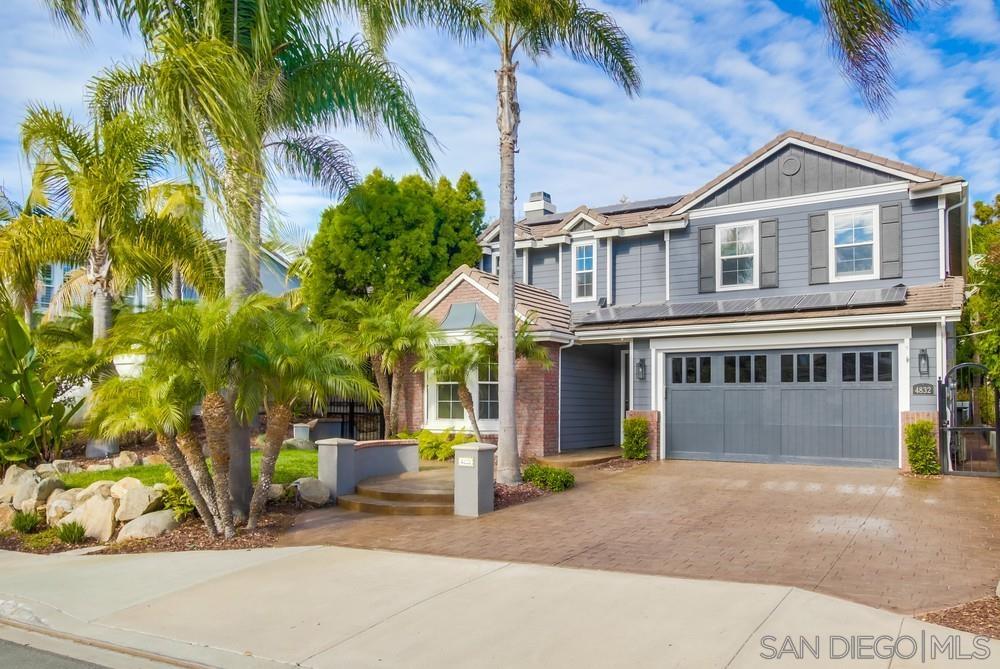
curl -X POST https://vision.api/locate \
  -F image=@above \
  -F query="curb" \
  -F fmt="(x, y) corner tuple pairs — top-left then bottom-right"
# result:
(0, 616), (213, 669)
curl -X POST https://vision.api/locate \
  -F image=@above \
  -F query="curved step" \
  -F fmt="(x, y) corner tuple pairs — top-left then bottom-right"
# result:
(355, 481), (453, 504)
(337, 494), (454, 516)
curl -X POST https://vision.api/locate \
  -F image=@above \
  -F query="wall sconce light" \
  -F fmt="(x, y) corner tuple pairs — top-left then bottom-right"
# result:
(636, 358), (647, 381)
(918, 349), (930, 377)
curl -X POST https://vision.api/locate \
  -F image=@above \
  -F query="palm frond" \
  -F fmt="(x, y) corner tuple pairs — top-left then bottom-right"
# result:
(268, 134), (358, 199)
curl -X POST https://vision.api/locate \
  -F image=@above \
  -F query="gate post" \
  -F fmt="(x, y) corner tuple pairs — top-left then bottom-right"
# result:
(937, 379), (948, 473)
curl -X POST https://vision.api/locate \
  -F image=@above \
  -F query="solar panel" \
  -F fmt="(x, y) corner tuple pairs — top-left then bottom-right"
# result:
(667, 301), (709, 318)
(849, 286), (907, 307)
(712, 298), (758, 315)
(796, 291), (854, 311)
(746, 295), (804, 314)
(884, 285), (908, 303)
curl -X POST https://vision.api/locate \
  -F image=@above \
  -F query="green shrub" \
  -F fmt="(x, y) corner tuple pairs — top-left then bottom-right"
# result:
(905, 420), (940, 475)
(522, 463), (575, 492)
(399, 429), (474, 461)
(12, 510), (42, 534)
(621, 417), (650, 460)
(162, 473), (195, 521)
(56, 521), (86, 545)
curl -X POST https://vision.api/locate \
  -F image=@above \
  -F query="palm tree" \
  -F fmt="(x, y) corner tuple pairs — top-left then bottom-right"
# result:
(416, 1), (639, 483)
(416, 342), (484, 441)
(240, 307), (376, 529)
(820, 0), (929, 113)
(473, 317), (555, 371)
(351, 296), (439, 436)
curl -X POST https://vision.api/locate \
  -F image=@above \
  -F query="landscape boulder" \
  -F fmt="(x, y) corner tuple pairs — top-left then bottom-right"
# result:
(115, 486), (164, 522)
(13, 476), (65, 509)
(76, 480), (115, 504)
(117, 509), (178, 542)
(2, 465), (32, 486)
(51, 460), (82, 475)
(282, 438), (316, 451)
(0, 504), (16, 531)
(85, 464), (112, 473)
(60, 494), (118, 542)
(142, 454), (166, 466)
(293, 478), (331, 506)
(109, 477), (144, 499)
(112, 451), (141, 469)
(46, 494), (76, 526)
(266, 484), (286, 502)
(34, 463), (57, 478)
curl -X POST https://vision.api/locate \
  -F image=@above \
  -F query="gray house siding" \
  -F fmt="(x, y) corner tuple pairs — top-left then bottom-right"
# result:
(514, 249), (525, 283)
(561, 239), (608, 313)
(261, 256), (298, 296)
(910, 324), (938, 413)
(693, 145), (897, 210)
(560, 344), (617, 449)
(631, 338), (652, 411)
(613, 236), (666, 306)
(669, 192), (940, 303)
(528, 247), (559, 295)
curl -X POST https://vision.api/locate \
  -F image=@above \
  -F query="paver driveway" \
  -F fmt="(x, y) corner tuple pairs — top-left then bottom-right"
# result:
(280, 460), (1000, 614)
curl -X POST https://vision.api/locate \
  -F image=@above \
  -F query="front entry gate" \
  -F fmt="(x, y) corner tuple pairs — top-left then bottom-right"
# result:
(939, 363), (1000, 476)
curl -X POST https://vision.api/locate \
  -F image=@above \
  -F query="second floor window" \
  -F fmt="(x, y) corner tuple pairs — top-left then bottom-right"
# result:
(717, 221), (757, 290)
(573, 242), (595, 301)
(830, 206), (878, 281)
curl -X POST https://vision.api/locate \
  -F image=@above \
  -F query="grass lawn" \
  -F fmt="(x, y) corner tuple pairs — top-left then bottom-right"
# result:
(60, 449), (318, 489)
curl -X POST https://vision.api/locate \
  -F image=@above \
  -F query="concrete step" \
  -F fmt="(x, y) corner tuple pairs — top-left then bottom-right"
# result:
(337, 494), (454, 516)
(534, 446), (622, 469)
(355, 481), (454, 504)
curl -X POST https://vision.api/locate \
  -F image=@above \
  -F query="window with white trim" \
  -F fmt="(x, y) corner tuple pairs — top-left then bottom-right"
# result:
(573, 241), (595, 301)
(716, 221), (758, 290)
(477, 361), (498, 420)
(38, 265), (54, 308)
(435, 381), (464, 420)
(492, 253), (500, 275)
(830, 206), (878, 281)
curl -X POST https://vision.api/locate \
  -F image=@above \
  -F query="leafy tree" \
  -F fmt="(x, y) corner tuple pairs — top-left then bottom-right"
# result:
(962, 194), (1000, 375)
(305, 169), (483, 313)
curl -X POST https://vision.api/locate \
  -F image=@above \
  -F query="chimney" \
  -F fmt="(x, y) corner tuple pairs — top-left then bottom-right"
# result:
(523, 191), (557, 219)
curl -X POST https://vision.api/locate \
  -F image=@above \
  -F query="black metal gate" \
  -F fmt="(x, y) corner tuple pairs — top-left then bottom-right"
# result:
(327, 399), (385, 441)
(939, 363), (999, 476)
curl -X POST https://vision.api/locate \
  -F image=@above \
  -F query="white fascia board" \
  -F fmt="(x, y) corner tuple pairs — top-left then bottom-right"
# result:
(647, 325), (911, 353)
(514, 239), (537, 250)
(538, 235), (570, 247)
(573, 309), (962, 341)
(561, 212), (603, 232)
(910, 181), (965, 199)
(674, 136), (929, 216)
(646, 218), (689, 231)
(687, 182), (909, 221)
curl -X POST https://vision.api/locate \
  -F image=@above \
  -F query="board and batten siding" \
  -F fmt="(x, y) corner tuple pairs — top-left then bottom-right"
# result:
(669, 191), (940, 303)
(527, 247), (559, 295)
(613, 236), (666, 305)
(560, 344), (617, 449)
(692, 144), (897, 210)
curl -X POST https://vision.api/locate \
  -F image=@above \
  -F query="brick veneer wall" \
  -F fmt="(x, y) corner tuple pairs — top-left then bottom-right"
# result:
(395, 343), (561, 460)
(900, 411), (939, 472)
(626, 410), (661, 460)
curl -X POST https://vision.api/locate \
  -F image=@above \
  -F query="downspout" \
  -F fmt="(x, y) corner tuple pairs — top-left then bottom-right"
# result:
(556, 341), (574, 454)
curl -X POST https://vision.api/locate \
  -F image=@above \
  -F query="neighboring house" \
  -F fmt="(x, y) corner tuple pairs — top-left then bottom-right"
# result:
(398, 131), (968, 470)
(36, 246), (299, 313)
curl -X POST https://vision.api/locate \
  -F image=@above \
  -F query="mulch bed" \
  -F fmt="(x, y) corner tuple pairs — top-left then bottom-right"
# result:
(593, 457), (647, 473)
(918, 595), (1000, 639)
(97, 507), (297, 554)
(0, 531), (98, 555)
(494, 482), (548, 510)
(900, 471), (943, 480)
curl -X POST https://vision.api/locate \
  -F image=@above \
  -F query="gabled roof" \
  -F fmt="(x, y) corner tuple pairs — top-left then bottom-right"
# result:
(478, 130), (961, 246)
(415, 265), (573, 338)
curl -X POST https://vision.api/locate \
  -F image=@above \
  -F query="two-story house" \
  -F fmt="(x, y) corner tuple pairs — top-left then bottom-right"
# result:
(398, 131), (967, 469)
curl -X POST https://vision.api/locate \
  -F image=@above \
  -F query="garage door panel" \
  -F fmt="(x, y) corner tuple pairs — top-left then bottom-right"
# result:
(780, 389), (843, 459)
(668, 389), (723, 456)
(723, 389), (780, 455)
(842, 389), (897, 461)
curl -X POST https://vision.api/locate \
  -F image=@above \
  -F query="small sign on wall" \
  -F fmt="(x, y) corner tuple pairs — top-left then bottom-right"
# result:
(457, 456), (474, 468)
(912, 383), (935, 396)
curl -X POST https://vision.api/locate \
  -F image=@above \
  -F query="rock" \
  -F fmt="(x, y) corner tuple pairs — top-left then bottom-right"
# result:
(0, 504), (15, 531)
(0, 483), (15, 504)
(60, 494), (117, 542)
(266, 484), (285, 502)
(18, 500), (39, 514)
(76, 480), (115, 504)
(293, 478), (331, 506)
(142, 454), (166, 466)
(152, 483), (169, 492)
(14, 477), (66, 510)
(11, 474), (42, 508)
(85, 464), (112, 472)
(112, 451), (141, 469)
(109, 477), (144, 499)
(117, 510), (178, 542)
(2, 465), (32, 487)
(34, 463), (57, 477)
(46, 496), (75, 526)
(51, 460), (82, 475)
(282, 438), (316, 451)
(115, 486), (163, 522)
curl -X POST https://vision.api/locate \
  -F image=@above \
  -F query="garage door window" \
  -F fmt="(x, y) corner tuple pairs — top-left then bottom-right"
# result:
(780, 353), (827, 382)
(672, 356), (712, 384)
(724, 354), (765, 384)
(842, 351), (893, 382)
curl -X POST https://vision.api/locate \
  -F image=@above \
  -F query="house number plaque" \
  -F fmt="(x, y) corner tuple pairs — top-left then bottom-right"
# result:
(457, 457), (474, 467)
(912, 383), (935, 396)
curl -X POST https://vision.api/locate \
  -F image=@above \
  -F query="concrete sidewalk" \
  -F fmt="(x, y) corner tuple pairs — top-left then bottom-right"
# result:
(0, 546), (995, 668)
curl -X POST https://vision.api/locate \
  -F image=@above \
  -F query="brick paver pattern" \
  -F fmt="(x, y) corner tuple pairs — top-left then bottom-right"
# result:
(279, 460), (1000, 614)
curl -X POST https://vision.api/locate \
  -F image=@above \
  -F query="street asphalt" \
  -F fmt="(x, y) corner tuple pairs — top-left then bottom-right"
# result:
(0, 638), (106, 668)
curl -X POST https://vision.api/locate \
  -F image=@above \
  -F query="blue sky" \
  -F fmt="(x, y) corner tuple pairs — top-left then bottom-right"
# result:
(1, 0), (998, 240)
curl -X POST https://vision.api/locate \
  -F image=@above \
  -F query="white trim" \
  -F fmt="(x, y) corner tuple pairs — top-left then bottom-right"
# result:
(664, 231), (671, 301)
(557, 245), (563, 300)
(482, 225), (500, 243)
(687, 182), (909, 221)
(561, 212), (603, 232)
(522, 248), (529, 283)
(619, 349), (629, 444)
(575, 309), (962, 341)
(937, 195), (947, 280)
(646, 218), (689, 231)
(423, 367), (500, 434)
(606, 238), (613, 305)
(658, 351), (666, 459)
(674, 136), (929, 216)
(828, 205), (880, 283)
(514, 239), (537, 250)
(492, 251), (500, 276)
(628, 339), (635, 414)
(571, 240), (597, 303)
(910, 181), (965, 199)
(715, 220), (760, 292)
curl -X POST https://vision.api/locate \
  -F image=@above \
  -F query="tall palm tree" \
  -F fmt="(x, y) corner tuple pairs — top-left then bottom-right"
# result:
(351, 296), (439, 436)
(239, 306), (376, 529)
(418, 1), (639, 483)
(820, 0), (929, 113)
(472, 317), (554, 370)
(416, 342), (484, 441)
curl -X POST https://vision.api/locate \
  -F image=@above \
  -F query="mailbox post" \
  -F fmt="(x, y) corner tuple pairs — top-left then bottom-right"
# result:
(452, 443), (497, 517)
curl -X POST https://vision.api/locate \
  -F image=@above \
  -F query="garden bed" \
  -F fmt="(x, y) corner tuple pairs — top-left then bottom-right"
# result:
(918, 595), (1000, 640)
(494, 482), (548, 510)
(0, 528), (98, 554)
